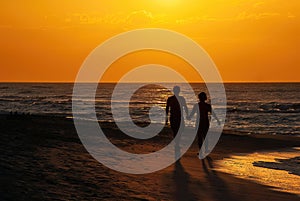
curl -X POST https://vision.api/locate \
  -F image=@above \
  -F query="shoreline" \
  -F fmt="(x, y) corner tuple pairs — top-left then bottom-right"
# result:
(1, 113), (299, 137)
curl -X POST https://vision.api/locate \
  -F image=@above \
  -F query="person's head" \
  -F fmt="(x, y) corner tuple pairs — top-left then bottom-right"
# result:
(173, 86), (180, 96)
(198, 92), (207, 102)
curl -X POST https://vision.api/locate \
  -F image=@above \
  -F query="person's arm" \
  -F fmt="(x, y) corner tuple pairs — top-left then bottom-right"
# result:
(210, 105), (221, 125)
(165, 98), (170, 125)
(187, 104), (197, 120)
(182, 97), (189, 119)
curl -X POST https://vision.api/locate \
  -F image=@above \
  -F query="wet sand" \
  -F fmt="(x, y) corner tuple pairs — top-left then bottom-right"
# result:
(0, 114), (300, 201)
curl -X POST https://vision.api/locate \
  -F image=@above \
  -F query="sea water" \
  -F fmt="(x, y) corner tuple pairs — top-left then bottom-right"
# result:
(0, 83), (299, 135)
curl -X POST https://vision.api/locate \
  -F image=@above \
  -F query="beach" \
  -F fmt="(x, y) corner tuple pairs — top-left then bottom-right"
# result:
(1, 114), (299, 201)
(1, 0), (300, 200)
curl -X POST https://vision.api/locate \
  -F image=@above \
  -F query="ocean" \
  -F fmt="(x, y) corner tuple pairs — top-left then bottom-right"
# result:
(0, 83), (299, 135)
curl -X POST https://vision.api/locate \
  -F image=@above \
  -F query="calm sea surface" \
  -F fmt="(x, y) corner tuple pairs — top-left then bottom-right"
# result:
(0, 83), (299, 135)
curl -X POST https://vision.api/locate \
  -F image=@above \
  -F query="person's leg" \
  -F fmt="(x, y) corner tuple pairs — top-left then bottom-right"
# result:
(174, 125), (180, 147)
(176, 122), (185, 147)
(170, 122), (179, 137)
(203, 127), (209, 153)
(196, 131), (204, 159)
(170, 117), (181, 145)
(170, 119), (182, 160)
(197, 133), (205, 158)
(197, 126), (206, 150)
(197, 132), (203, 150)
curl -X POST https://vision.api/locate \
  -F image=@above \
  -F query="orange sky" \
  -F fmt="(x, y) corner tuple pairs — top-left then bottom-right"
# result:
(0, 0), (299, 82)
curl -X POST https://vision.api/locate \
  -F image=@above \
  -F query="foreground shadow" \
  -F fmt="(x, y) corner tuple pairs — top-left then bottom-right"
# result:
(201, 157), (235, 201)
(173, 161), (197, 201)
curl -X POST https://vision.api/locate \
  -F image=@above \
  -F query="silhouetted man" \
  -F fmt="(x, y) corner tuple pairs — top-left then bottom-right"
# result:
(166, 86), (188, 146)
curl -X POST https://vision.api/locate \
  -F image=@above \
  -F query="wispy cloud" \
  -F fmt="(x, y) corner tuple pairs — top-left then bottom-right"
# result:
(1, 5), (296, 32)
(126, 10), (153, 25)
(287, 12), (296, 19)
(62, 10), (166, 29)
(175, 16), (217, 25)
(253, 1), (265, 8)
(236, 11), (280, 20)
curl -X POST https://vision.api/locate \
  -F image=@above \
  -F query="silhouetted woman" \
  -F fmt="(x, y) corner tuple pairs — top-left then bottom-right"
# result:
(188, 92), (220, 153)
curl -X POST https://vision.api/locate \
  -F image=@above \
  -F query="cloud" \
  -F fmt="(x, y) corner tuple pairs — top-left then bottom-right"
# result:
(287, 12), (296, 19)
(71, 13), (104, 25)
(253, 1), (265, 8)
(62, 10), (161, 29)
(122, 10), (171, 29)
(125, 10), (153, 27)
(236, 11), (280, 20)
(175, 16), (217, 25)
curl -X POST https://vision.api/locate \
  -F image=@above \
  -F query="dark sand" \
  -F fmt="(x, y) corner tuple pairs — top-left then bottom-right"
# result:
(1, 114), (300, 201)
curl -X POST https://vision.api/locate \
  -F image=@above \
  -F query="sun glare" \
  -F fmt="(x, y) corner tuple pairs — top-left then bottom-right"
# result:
(0, 0), (299, 82)
(156, 0), (181, 6)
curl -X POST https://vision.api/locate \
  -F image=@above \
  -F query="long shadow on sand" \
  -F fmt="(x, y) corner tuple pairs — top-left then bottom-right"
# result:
(173, 160), (198, 201)
(201, 157), (236, 201)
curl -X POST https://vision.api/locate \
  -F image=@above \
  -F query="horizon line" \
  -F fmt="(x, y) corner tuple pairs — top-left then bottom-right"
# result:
(0, 81), (299, 84)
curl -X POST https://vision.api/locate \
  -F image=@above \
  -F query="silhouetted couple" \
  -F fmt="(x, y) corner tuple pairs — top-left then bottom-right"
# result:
(166, 86), (220, 156)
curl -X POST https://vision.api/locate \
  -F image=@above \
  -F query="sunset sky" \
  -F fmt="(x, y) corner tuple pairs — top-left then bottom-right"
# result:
(0, 0), (299, 82)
